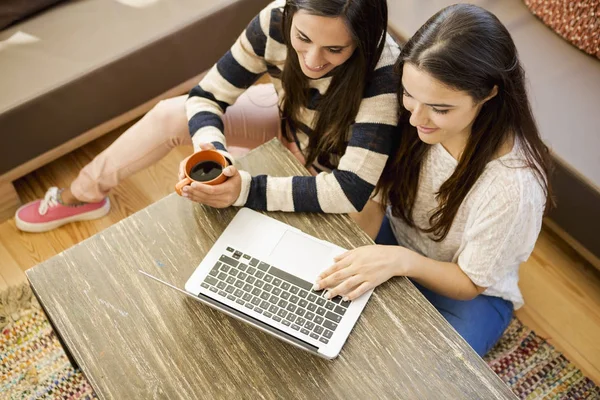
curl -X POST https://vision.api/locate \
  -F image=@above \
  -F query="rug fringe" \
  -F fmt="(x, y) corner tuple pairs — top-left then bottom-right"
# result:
(0, 279), (35, 329)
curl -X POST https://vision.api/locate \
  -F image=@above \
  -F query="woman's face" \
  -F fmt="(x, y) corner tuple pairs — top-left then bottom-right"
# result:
(290, 10), (357, 79)
(401, 63), (494, 158)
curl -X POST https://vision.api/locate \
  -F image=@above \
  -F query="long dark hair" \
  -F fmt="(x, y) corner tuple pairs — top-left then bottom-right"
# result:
(280, 0), (387, 167)
(377, 4), (554, 241)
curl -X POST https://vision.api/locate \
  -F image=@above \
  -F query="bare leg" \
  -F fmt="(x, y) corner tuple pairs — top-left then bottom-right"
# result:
(59, 189), (79, 205)
(70, 96), (190, 203)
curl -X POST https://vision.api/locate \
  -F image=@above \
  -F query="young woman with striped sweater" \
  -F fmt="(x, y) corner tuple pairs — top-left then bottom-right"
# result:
(16, 0), (400, 232)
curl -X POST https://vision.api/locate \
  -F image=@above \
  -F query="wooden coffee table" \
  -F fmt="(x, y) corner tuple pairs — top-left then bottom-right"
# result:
(26, 139), (516, 399)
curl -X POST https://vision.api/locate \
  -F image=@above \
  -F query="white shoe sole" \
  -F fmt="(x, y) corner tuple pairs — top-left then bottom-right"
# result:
(15, 198), (111, 233)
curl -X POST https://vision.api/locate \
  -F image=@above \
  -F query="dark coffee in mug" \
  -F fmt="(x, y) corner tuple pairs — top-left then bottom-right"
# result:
(189, 160), (223, 182)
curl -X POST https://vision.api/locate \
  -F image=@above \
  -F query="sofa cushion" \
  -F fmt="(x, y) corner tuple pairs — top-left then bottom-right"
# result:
(0, 0), (65, 30)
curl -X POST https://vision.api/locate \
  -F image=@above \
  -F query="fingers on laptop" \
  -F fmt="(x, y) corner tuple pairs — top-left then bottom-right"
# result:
(325, 276), (365, 301)
(315, 257), (360, 300)
(317, 253), (353, 281)
(337, 282), (372, 301)
(316, 262), (352, 289)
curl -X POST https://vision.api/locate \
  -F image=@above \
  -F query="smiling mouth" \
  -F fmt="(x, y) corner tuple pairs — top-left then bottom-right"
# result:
(303, 58), (328, 72)
(417, 126), (438, 133)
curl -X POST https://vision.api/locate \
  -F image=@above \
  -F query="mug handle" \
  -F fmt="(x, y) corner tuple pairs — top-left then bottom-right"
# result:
(175, 177), (192, 196)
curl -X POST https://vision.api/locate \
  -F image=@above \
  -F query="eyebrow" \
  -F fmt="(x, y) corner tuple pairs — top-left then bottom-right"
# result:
(402, 84), (456, 108)
(296, 28), (351, 49)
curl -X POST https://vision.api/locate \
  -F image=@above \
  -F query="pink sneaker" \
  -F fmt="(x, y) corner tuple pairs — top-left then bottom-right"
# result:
(15, 187), (111, 233)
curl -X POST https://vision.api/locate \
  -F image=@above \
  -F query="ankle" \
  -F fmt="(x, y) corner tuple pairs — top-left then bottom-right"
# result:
(59, 189), (84, 206)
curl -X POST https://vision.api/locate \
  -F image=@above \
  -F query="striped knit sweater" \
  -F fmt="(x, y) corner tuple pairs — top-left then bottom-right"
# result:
(186, 0), (400, 213)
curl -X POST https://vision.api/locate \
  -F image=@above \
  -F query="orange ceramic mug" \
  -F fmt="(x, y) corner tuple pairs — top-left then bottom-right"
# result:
(175, 149), (228, 195)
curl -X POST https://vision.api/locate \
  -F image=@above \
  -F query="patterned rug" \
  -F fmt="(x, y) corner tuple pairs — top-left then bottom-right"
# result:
(2, 306), (599, 399)
(484, 319), (599, 399)
(1, 305), (96, 399)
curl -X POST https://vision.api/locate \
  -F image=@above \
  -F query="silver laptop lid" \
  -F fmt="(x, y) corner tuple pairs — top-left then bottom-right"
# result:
(182, 209), (373, 358)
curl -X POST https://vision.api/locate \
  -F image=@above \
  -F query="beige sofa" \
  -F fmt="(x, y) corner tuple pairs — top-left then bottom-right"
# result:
(0, 0), (269, 221)
(0, 0), (269, 324)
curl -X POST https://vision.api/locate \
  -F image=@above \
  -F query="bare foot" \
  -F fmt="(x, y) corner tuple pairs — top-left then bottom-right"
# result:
(59, 188), (84, 205)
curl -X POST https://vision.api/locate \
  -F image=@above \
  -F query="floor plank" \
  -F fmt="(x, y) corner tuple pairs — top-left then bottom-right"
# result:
(516, 229), (600, 383)
(1, 121), (599, 384)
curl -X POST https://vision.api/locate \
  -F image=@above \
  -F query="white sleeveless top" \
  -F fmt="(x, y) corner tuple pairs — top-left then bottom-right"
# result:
(387, 140), (546, 308)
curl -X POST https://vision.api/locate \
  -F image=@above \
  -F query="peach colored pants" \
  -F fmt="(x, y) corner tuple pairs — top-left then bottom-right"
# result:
(71, 84), (303, 202)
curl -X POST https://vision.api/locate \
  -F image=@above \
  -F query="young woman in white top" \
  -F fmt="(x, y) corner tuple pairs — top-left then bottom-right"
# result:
(314, 4), (554, 356)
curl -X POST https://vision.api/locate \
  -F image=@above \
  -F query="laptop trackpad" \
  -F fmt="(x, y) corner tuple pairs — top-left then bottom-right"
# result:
(269, 229), (340, 283)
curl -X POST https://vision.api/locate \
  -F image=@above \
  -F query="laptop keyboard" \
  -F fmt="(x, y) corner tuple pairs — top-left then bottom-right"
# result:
(200, 246), (351, 345)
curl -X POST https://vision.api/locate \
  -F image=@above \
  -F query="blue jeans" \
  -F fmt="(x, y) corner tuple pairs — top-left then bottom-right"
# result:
(375, 216), (513, 356)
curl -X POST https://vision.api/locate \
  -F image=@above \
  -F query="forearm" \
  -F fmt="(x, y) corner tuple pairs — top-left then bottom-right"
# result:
(401, 249), (483, 300)
(236, 171), (375, 213)
(349, 199), (385, 240)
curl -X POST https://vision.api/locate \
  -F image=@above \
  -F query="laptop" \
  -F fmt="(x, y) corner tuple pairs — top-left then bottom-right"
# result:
(142, 207), (373, 359)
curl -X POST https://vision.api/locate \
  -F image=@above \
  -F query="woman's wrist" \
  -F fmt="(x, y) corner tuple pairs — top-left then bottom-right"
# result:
(232, 170), (252, 207)
(390, 246), (411, 276)
(393, 246), (420, 278)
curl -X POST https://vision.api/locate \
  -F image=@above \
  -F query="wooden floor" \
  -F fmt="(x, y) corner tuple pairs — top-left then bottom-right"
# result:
(1, 121), (599, 384)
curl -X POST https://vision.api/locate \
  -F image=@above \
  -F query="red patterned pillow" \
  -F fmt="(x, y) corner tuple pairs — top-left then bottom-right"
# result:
(524, 0), (599, 59)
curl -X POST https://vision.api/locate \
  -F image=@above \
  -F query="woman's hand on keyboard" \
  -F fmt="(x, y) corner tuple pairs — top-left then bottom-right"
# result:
(313, 245), (413, 301)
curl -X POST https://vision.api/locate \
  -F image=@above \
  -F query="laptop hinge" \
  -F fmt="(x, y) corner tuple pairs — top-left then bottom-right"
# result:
(194, 292), (320, 354)
(139, 270), (320, 355)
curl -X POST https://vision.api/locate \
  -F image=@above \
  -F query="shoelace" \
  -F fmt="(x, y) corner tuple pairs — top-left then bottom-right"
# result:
(38, 187), (61, 216)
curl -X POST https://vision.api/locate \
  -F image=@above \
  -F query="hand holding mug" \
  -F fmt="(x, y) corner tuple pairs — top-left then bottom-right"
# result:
(178, 143), (220, 181)
(176, 143), (242, 208)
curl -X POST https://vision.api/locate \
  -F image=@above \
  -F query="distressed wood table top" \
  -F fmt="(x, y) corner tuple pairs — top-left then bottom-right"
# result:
(26, 139), (516, 399)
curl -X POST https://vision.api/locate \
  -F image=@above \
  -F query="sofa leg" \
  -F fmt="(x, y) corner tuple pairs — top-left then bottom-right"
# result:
(0, 181), (21, 223)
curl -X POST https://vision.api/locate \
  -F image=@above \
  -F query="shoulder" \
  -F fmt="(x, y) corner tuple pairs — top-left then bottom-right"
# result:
(247, 1), (285, 42)
(252, 1), (287, 63)
(355, 34), (401, 123)
(259, 1), (285, 38)
(260, 0), (285, 19)
(361, 34), (400, 100)
(476, 159), (547, 217)
(374, 33), (401, 71)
